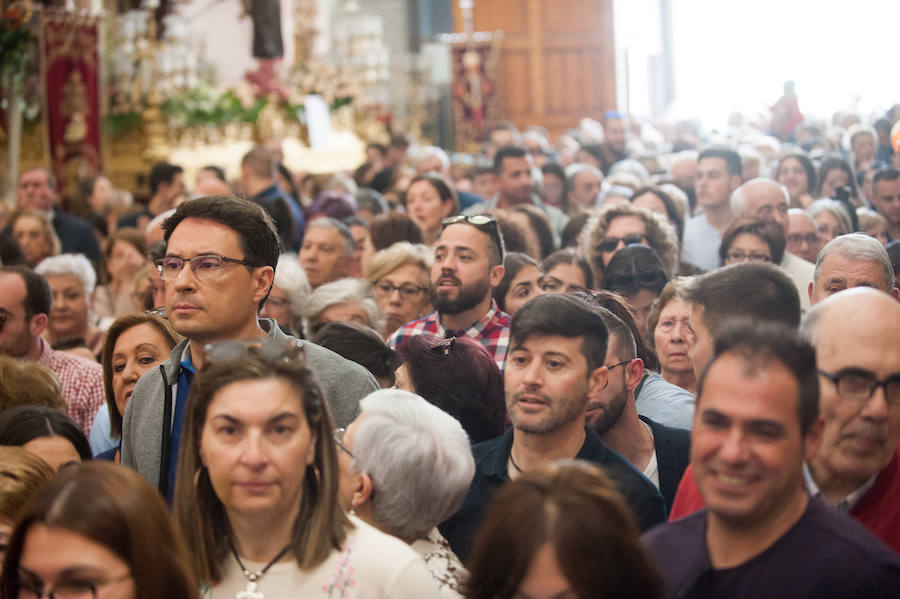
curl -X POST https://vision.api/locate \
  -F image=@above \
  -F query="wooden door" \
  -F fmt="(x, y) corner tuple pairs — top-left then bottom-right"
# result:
(454, 0), (617, 140)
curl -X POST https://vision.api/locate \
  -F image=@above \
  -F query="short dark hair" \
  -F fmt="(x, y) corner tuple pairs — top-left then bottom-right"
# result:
(873, 166), (900, 188)
(718, 217), (786, 266)
(511, 294), (608, 373)
(0, 405), (91, 460)
(149, 162), (183, 196)
(493, 146), (527, 174)
(697, 320), (819, 435)
(601, 245), (668, 297)
(163, 195), (282, 270)
(679, 262), (801, 336)
(200, 165), (226, 182)
(407, 173), (460, 216)
(0, 266), (51, 318)
(511, 204), (555, 259)
(369, 212), (423, 250)
(698, 147), (742, 177)
(560, 211), (593, 249)
(396, 334), (506, 444)
(581, 290), (660, 372)
(312, 321), (401, 387)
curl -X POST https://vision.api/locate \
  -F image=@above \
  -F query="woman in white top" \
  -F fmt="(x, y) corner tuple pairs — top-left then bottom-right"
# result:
(173, 339), (439, 598)
(337, 389), (475, 598)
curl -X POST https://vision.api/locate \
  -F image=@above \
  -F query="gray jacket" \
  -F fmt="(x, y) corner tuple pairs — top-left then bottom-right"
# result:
(121, 319), (378, 492)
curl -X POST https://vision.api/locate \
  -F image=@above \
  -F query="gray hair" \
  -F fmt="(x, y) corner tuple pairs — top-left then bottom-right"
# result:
(306, 217), (355, 257)
(273, 253), (311, 323)
(301, 277), (384, 337)
(608, 159), (649, 184)
(411, 145), (450, 173)
(729, 179), (790, 216)
(807, 199), (853, 238)
(564, 163), (604, 191)
(813, 233), (895, 292)
(351, 388), (475, 541)
(35, 253), (96, 295)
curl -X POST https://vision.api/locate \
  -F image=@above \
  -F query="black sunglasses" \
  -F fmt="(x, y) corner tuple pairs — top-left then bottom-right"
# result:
(597, 233), (648, 253)
(605, 270), (667, 294)
(442, 214), (505, 262)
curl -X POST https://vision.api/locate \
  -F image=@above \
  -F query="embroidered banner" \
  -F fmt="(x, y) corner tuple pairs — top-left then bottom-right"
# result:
(40, 10), (102, 192)
(450, 37), (502, 152)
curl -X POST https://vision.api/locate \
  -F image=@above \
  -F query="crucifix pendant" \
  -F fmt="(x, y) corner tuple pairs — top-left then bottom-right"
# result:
(236, 580), (264, 599)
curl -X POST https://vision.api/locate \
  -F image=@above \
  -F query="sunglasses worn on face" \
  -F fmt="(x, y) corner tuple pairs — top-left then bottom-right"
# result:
(598, 233), (648, 253)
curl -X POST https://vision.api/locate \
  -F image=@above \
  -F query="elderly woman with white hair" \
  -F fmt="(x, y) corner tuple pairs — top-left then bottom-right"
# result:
(34, 253), (103, 360)
(260, 253), (311, 337)
(807, 198), (853, 254)
(302, 277), (385, 338)
(337, 389), (475, 598)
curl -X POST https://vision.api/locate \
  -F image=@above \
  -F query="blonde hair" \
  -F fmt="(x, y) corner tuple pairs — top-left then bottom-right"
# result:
(0, 354), (65, 412)
(365, 241), (433, 287)
(0, 447), (54, 524)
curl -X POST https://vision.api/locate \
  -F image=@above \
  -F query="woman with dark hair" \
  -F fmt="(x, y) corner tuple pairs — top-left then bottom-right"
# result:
(540, 247), (594, 293)
(631, 186), (685, 242)
(540, 162), (566, 211)
(509, 204), (555, 259)
(0, 461), (197, 599)
(93, 227), (147, 324)
(405, 174), (460, 246)
(464, 461), (662, 599)
(775, 152), (816, 209)
(817, 155), (862, 206)
(174, 340), (437, 597)
(96, 313), (180, 462)
(369, 212), (424, 250)
(395, 334), (506, 444)
(312, 320), (402, 388)
(601, 245), (669, 338)
(559, 211), (592, 249)
(0, 406), (91, 471)
(718, 217), (785, 266)
(493, 253), (544, 315)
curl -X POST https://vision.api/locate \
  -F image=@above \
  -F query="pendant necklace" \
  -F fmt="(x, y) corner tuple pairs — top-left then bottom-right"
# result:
(229, 537), (293, 599)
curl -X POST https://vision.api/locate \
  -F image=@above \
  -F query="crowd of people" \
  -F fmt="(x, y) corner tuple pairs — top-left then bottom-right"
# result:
(1, 104), (900, 598)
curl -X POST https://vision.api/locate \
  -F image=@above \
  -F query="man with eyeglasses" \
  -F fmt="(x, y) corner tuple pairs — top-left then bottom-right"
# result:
(643, 320), (900, 597)
(787, 208), (820, 263)
(387, 214), (511, 370)
(588, 308), (690, 512)
(122, 196), (378, 501)
(730, 177), (815, 311)
(669, 288), (900, 555)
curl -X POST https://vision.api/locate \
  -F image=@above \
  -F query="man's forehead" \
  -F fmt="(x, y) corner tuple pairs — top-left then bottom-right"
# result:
(168, 217), (242, 252)
(814, 292), (900, 364)
(438, 223), (488, 249)
(0, 273), (27, 306)
(19, 170), (48, 185)
(697, 157), (727, 172)
(501, 157), (529, 173)
(820, 254), (886, 290)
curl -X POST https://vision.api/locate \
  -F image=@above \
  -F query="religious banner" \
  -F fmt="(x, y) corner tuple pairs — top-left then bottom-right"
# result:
(450, 37), (502, 152)
(40, 9), (102, 192)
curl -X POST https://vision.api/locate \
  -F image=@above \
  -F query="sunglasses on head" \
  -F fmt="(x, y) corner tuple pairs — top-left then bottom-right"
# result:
(597, 233), (648, 253)
(442, 214), (505, 261)
(203, 337), (306, 367)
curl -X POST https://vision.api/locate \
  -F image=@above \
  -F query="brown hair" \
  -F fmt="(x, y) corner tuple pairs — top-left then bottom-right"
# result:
(588, 290), (660, 372)
(101, 313), (180, 437)
(465, 461), (662, 599)
(584, 203), (679, 281)
(0, 447), (54, 524)
(104, 227), (147, 279)
(0, 355), (65, 412)
(7, 209), (61, 263)
(0, 462), (197, 599)
(173, 348), (349, 585)
(718, 216), (785, 266)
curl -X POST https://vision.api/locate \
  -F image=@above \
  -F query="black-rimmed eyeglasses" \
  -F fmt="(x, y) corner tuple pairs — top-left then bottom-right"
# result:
(817, 368), (900, 406)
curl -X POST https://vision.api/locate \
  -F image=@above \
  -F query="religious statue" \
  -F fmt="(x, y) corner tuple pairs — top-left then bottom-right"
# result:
(242, 0), (289, 99)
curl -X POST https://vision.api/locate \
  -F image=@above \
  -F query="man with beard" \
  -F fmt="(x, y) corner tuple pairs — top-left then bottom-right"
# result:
(388, 215), (511, 370)
(439, 294), (666, 561)
(588, 308), (690, 511)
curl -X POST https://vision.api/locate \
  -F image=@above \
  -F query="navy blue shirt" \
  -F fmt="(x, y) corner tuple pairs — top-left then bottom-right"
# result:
(439, 426), (666, 562)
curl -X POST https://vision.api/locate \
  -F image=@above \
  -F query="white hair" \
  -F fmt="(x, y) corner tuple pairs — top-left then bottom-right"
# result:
(35, 253), (96, 295)
(302, 277), (384, 337)
(729, 179), (790, 216)
(411, 145), (450, 173)
(807, 199), (853, 238)
(564, 163), (604, 190)
(273, 253), (311, 323)
(813, 233), (894, 293)
(351, 388), (475, 541)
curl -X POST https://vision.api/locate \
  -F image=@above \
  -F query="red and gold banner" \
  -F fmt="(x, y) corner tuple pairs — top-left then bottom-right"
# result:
(40, 10), (102, 191)
(450, 37), (502, 152)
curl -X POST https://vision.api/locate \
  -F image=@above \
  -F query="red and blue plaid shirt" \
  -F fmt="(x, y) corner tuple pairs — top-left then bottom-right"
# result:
(387, 300), (511, 370)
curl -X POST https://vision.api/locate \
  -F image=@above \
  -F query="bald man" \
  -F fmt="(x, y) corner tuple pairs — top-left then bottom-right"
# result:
(731, 177), (815, 310)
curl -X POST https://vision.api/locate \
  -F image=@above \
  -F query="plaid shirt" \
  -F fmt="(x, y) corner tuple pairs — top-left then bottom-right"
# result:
(387, 300), (511, 370)
(37, 337), (105, 436)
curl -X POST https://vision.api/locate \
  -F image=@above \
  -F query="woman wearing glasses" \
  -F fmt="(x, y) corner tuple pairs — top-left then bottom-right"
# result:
(585, 203), (679, 283)
(0, 461), (197, 599)
(718, 217), (784, 267)
(173, 341), (438, 598)
(366, 242), (433, 339)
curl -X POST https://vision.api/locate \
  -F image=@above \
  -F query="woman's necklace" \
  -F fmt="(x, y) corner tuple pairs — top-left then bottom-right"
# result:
(228, 537), (293, 599)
